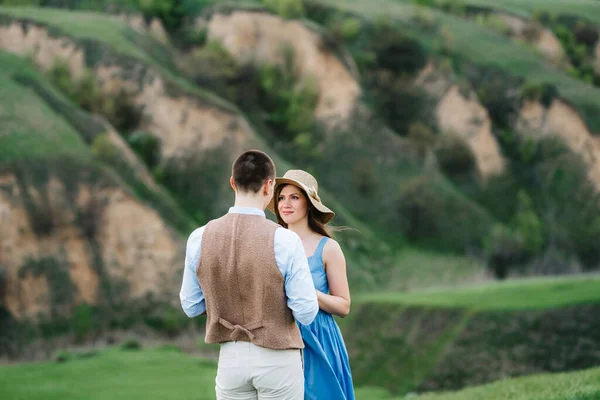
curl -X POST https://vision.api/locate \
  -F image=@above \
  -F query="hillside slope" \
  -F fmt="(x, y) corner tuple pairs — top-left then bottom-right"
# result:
(0, 49), (195, 357)
(341, 274), (600, 395)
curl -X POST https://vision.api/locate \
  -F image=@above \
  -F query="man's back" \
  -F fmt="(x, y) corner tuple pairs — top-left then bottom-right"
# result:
(180, 207), (318, 325)
(197, 212), (304, 349)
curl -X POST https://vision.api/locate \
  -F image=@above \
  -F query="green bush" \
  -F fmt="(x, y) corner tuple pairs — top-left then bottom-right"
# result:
(474, 14), (512, 36)
(157, 146), (232, 224)
(91, 133), (120, 164)
(512, 191), (543, 255)
(483, 133), (600, 271)
(47, 62), (141, 134)
(435, 0), (466, 15)
(467, 66), (522, 128)
(18, 257), (75, 318)
(520, 82), (558, 107)
(413, 7), (435, 29)
(71, 303), (97, 343)
(573, 20), (599, 48)
(371, 78), (432, 136)
(127, 131), (161, 168)
(258, 50), (318, 140)
(121, 337), (141, 350)
(394, 173), (494, 252)
(408, 122), (437, 158)
(434, 135), (477, 178)
(372, 27), (428, 75)
(262, 0), (305, 19)
(327, 16), (362, 42)
(144, 305), (190, 337)
(357, 25), (431, 135)
(55, 350), (71, 363)
(483, 191), (544, 280)
(484, 223), (525, 279)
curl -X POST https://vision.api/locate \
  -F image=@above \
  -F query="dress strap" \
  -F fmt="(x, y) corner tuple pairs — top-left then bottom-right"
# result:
(314, 236), (329, 260)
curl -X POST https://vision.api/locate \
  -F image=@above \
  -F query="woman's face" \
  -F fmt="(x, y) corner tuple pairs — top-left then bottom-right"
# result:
(277, 185), (309, 226)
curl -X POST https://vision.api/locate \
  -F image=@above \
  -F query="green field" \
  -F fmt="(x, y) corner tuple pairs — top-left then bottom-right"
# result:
(356, 273), (600, 310)
(316, 0), (600, 132)
(461, 0), (600, 24)
(1, 345), (599, 400)
(375, 248), (486, 292)
(0, 347), (218, 400)
(388, 0), (600, 23)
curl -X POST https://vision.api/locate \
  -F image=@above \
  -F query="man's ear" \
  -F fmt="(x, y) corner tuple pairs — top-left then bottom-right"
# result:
(264, 178), (273, 195)
(230, 176), (236, 192)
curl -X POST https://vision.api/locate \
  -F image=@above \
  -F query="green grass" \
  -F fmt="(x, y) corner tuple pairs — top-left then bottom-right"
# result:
(379, 248), (486, 292)
(0, 347), (218, 400)
(0, 52), (90, 161)
(0, 6), (148, 60)
(357, 366), (600, 399)
(356, 273), (600, 310)
(461, 0), (600, 24)
(316, 0), (600, 132)
(2, 346), (599, 400)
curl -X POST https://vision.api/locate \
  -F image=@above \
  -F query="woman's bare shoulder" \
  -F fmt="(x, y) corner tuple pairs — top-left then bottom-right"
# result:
(323, 238), (344, 258)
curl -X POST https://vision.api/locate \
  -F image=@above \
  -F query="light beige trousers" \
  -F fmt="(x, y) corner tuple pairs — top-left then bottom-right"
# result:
(215, 341), (304, 400)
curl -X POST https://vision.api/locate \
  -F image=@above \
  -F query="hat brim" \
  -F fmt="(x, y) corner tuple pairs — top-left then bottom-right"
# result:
(268, 178), (335, 224)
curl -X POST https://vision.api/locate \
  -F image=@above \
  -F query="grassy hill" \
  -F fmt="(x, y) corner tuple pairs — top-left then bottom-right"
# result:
(357, 365), (600, 399)
(357, 273), (600, 310)
(314, 0), (600, 132)
(342, 274), (600, 395)
(0, 6), (237, 112)
(0, 52), (90, 161)
(459, 0), (600, 23)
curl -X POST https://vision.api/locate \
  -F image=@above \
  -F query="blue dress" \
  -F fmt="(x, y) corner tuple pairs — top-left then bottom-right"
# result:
(299, 237), (355, 400)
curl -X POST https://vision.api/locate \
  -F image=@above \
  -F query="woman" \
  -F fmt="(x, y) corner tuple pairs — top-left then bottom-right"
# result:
(268, 169), (355, 400)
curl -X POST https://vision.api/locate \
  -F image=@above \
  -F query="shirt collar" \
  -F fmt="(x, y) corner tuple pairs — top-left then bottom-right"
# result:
(228, 206), (265, 218)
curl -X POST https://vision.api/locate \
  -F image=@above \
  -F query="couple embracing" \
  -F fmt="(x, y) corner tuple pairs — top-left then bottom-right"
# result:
(180, 150), (355, 399)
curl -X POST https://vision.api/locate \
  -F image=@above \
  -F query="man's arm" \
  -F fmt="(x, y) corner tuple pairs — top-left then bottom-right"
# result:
(179, 227), (206, 318)
(276, 229), (319, 325)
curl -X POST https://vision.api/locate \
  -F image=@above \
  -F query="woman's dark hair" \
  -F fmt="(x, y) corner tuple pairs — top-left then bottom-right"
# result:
(275, 184), (332, 238)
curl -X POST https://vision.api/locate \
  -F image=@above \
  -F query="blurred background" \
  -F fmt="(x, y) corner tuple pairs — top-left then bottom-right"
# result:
(1, 0), (600, 399)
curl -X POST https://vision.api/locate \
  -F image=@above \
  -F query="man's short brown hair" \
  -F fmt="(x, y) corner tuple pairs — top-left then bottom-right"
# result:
(232, 150), (276, 193)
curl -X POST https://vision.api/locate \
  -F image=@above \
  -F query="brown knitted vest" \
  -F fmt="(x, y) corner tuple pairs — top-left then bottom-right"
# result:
(196, 212), (304, 350)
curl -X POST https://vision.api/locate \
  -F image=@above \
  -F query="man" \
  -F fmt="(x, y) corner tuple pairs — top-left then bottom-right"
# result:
(180, 149), (319, 399)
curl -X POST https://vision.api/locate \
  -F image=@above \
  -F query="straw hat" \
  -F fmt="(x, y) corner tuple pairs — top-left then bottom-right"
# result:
(268, 169), (335, 224)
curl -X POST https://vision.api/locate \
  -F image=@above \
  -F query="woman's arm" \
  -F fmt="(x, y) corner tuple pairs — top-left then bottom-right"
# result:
(316, 239), (351, 318)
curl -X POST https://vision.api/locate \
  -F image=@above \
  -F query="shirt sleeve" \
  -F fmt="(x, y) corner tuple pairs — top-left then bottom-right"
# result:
(276, 228), (319, 325)
(179, 227), (206, 318)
